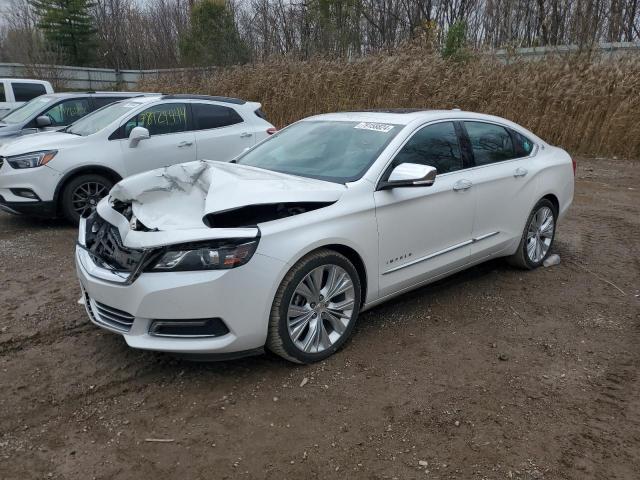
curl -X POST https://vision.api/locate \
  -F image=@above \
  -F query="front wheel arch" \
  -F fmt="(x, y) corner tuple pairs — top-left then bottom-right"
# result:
(55, 166), (122, 215)
(266, 248), (363, 363)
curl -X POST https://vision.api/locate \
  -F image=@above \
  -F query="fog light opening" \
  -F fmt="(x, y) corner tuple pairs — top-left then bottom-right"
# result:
(149, 318), (229, 338)
(10, 188), (40, 200)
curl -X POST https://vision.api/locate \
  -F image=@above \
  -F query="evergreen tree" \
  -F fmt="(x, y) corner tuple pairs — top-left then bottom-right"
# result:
(31, 0), (96, 66)
(442, 21), (469, 61)
(180, 0), (249, 67)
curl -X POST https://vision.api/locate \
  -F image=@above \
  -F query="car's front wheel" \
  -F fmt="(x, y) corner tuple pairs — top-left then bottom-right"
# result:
(267, 249), (362, 364)
(61, 174), (113, 224)
(508, 198), (557, 269)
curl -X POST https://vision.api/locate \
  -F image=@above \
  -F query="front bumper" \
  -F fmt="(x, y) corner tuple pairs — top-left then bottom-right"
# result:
(0, 196), (57, 216)
(0, 163), (62, 217)
(76, 245), (286, 355)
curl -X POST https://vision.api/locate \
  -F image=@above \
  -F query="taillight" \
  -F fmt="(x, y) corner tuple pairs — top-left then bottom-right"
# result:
(571, 157), (577, 176)
(266, 127), (277, 135)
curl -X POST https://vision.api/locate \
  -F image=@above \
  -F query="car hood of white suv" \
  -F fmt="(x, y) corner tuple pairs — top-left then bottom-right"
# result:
(108, 160), (347, 231)
(0, 131), (80, 156)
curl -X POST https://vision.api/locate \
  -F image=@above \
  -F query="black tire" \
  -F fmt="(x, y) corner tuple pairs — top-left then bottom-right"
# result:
(508, 198), (558, 270)
(267, 249), (362, 364)
(60, 174), (113, 224)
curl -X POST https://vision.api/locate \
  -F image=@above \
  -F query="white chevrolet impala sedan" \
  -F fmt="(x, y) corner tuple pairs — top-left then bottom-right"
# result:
(76, 110), (574, 363)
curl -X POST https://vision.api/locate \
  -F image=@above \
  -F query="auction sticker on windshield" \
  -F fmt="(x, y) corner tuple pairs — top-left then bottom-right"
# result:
(354, 122), (395, 133)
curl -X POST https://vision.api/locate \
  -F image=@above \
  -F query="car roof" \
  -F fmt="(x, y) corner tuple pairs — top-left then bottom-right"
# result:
(160, 94), (247, 105)
(304, 110), (525, 128)
(41, 91), (158, 98)
(0, 78), (52, 84)
(302, 109), (545, 145)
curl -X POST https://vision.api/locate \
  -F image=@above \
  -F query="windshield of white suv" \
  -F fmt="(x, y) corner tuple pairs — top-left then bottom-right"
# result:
(66, 100), (144, 136)
(1, 95), (54, 124)
(236, 120), (400, 183)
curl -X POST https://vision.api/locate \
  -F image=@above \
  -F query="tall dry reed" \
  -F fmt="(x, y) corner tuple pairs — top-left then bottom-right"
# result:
(141, 49), (640, 159)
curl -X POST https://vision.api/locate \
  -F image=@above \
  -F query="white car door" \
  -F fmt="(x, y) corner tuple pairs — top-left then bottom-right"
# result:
(374, 121), (476, 298)
(119, 102), (197, 176)
(191, 102), (255, 162)
(461, 121), (540, 260)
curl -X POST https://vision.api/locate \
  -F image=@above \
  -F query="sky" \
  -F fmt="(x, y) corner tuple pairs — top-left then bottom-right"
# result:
(0, 0), (16, 26)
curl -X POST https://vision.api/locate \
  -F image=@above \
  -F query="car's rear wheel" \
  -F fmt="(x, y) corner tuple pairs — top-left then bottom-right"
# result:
(61, 174), (113, 224)
(508, 198), (557, 269)
(267, 249), (362, 364)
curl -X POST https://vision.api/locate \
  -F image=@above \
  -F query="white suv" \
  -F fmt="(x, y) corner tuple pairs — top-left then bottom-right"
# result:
(0, 95), (275, 222)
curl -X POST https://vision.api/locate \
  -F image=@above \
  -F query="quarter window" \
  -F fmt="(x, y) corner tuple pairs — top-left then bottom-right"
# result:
(12, 82), (47, 102)
(192, 103), (243, 130)
(464, 121), (516, 166)
(42, 99), (91, 126)
(0, 83), (5, 102)
(511, 129), (534, 156)
(124, 103), (188, 136)
(391, 122), (463, 174)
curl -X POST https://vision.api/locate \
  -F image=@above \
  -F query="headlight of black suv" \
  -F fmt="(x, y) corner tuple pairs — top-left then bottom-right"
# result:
(7, 150), (57, 169)
(146, 238), (259, 272)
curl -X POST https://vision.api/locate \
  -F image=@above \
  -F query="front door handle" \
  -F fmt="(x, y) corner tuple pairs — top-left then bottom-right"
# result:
(514, 167), (528, 178)
(453, 179), (473, 192)
(240, 132), (253, 138)
(178, 141), (193, 148)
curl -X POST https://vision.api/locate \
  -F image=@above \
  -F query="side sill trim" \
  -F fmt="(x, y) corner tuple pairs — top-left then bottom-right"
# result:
(382, 231), (499, 275)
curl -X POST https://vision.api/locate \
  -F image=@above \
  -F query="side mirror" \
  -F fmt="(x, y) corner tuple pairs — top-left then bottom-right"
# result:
(35, 116), (52, 128)
(379, 163), (437, 190)
(128, 126), (150, 148)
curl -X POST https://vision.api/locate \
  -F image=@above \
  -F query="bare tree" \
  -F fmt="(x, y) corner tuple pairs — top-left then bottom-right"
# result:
(1, 0), (638, 68)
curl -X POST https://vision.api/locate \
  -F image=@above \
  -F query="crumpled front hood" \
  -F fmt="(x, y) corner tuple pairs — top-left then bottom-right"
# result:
(109, 160), (347, 231)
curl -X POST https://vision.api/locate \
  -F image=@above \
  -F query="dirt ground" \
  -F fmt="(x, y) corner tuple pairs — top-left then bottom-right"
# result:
(0, 156), (638, 480)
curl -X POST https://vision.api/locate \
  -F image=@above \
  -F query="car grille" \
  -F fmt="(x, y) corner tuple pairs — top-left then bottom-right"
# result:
(84, 290), (135, 332)
(85, 214), (145, 272)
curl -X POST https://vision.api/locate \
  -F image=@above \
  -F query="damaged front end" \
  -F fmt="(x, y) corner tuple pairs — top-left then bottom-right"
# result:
(77, 160), (344, 284)
(78, 211), (260, 285)
(107, 160), (345, 231)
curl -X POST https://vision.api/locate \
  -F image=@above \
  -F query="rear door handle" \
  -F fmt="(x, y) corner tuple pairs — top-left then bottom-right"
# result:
(178, 141), (193, 148)
(453, 179), (473, 192)
(514, 167), (528, 177)
(240, 132), (253, 138)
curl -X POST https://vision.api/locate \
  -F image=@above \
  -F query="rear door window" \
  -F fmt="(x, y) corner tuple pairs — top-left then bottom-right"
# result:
(0, 83), (6, 102)
(124, 103), (188, 136)
(12, 82), (47, 102)
(42, 98), (91, 126)
(464, 121), (516, 166)
(92, 97), (128, 109)
(192, 103), (243, 130)
(390, 121), (463, 174)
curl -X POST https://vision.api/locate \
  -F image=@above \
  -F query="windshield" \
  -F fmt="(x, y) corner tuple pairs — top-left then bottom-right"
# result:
(66, 100), (144, 136)
(236, 120), (400, 183)
(1, 96), (55, 124)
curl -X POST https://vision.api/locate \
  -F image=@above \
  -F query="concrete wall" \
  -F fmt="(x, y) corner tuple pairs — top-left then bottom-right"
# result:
(0, 63), (206, 91)
(1, 41), (638, 91)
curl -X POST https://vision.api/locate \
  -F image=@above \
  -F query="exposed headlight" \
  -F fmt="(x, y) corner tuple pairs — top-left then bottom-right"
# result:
(147, 238), (259, 272)
(7, 150), (57, 169)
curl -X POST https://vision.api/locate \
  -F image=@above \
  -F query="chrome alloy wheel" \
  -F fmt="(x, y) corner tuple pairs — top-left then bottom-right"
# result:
(526, 206), (555, 263)
(72, 181), (109, 217)
(287, 265), (356, 354)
